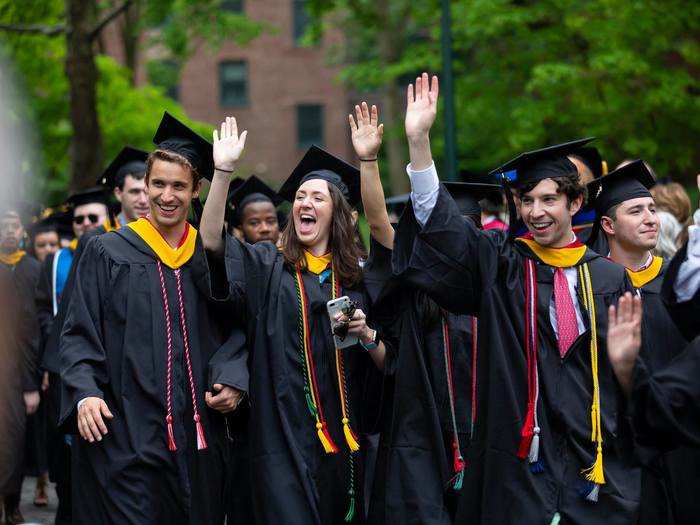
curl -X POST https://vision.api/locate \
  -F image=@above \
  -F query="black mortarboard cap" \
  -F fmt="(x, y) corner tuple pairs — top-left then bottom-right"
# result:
(489, 137), (595, 186)
(570, 146), (607, 180)
(229, 175), (284, 211)
(278, 146), (361, 207)
(152, 112), (214, 181)
(36, 206), (73, 239)
(443, 182), (503, 217)
(66, 186), (111, 209)
(99, 146), (148, 188)
(587, 159), (655, 216)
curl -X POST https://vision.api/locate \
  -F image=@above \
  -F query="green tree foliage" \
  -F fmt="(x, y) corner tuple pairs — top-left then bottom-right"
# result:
(0, 0), (263, 203)
(309, 0), (700, 189)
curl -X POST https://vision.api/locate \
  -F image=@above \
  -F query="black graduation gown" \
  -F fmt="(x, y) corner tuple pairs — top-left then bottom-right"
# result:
(0, 255), (40, 494)
(629, 265), (689, 524)
(661, 241), (700, 342)
(211, 236), (382, 524)
(59, 226), (236, 525)
(364, 238), (474, 525)
(393, 186), (638, 525)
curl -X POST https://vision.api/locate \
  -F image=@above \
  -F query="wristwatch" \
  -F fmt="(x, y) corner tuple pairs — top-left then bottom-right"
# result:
(360, 328), (379, 351)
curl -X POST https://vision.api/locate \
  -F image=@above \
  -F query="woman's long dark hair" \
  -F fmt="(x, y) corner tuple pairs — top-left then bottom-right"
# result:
(281, 182), (366, 287)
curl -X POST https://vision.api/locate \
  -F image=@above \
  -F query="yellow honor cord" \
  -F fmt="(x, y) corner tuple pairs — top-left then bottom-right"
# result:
(516, 238), (587, 268)
(331, 266), (361, 452)
(0, 250), (26, 266)
(127, 218), (197, 269)
(626, 256), (663, 289)
(578, 263), (605, 485)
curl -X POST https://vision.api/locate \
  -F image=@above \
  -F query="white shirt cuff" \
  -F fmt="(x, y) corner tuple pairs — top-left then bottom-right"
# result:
(77, 398), (88, 410)
(675, 223), (700, 302)
(406, 162), (439, 195)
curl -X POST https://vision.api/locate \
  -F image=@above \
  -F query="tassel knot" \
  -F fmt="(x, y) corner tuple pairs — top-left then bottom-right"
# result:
(166, 415), (177, 452)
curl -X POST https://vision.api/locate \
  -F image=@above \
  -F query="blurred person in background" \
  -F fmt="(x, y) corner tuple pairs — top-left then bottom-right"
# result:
(654, 210), (683, 260)
(28, 217), (60, 263)
(0, 204), (41, 525)
(651, 181), (692, 259)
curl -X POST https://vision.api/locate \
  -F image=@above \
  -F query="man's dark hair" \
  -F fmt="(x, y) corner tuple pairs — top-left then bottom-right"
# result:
(604, 202), (622, 221)
(515, 173), (587, 208)
(115, 170), (146, 191)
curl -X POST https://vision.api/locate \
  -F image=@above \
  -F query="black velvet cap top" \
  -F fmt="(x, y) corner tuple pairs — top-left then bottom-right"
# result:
(152, 112), (214, 181)
(99, 146), (148, 188)
(587, 159), (655, 216)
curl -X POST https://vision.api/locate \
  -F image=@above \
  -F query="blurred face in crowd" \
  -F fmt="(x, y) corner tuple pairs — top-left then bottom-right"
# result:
(147, 158), (199, 230)
(602, 197), (659, 253)
(568, 156), (595, 185)
(519, 178), (582, 248)
(33, 231), (60, 262)
(73, 203), (108, 239)
(240, 201), (280, 244)
(0, 212), (24, 253)
(293, 179), (333, 251)
(115, 174), (149, 222)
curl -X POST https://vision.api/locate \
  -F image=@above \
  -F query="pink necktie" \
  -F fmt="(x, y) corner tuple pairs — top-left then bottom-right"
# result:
(554, 268), (578, 358)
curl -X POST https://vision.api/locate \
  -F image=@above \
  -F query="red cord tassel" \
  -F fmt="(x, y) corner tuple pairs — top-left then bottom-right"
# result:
(453, 439), (465, 473)
(166, 415), (177, 452)
(194, 415), (207, 451)
(517, 401), (535, 459)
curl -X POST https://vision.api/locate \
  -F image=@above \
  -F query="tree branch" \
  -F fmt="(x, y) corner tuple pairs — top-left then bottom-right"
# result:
(0, 23), (66, 36)
(90, 0), (133, 40)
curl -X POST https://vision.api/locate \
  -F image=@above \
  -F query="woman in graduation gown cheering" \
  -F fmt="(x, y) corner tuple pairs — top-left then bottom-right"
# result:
(200, 117), (389, 524)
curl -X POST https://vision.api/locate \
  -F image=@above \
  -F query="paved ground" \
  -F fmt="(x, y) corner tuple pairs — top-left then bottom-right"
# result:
(15, 476), (56, 524)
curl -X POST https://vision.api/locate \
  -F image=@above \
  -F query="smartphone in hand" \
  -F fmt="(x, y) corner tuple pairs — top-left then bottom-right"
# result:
(326, 296), (359, 349)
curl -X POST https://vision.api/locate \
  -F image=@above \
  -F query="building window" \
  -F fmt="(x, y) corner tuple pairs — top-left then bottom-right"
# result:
(292, 0), (310, 45)
(219, 61), (248, 107)
(147, 59), (180, 101)
(221, 0), (243, 13)
(297, 104), (324, 148)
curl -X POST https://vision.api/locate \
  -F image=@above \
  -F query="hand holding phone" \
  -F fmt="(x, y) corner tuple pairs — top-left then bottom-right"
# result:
(327, 296), (360, 349)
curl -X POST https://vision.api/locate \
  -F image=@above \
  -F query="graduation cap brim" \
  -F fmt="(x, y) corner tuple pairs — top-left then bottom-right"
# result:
(99, 146), (149, 188)
(66, 187), (111, 208)
(229, 175), (284, 210)
(153, 112), (214, 181)
(278, 145), (361, 207)
(489, 137), (595, 184)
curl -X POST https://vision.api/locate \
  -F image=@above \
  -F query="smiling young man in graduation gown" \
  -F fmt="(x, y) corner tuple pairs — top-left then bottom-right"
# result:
(586, 160), (692, 523)
(58, 113), (244, 524)
(392, 73), (641, 524)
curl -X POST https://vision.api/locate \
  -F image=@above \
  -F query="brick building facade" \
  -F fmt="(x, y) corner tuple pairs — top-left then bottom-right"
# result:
(103, 0), (353, 185)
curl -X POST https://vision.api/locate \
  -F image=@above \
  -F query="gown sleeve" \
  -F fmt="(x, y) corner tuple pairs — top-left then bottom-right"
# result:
(58, 237), (111, 428)
(629, 338), (700, 451)
(663, 241), (700, 341)
(392, 184), (503, 315)
(208, 326), (250, 394)
(35, 255), (55, 368)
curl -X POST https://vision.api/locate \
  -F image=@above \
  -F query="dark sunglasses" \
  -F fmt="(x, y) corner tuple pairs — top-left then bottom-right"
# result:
(73, 214), (100, 225)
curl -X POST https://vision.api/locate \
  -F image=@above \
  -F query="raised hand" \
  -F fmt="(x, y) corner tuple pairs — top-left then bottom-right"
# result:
(607, 292), (643, 396)
(405, 72), (439, 140)
(349, 102), (384, 159)
(213, 116), (248, 174)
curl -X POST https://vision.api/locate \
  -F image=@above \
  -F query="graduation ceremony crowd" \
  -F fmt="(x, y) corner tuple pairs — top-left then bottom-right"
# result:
(2, 71), (700, 525)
